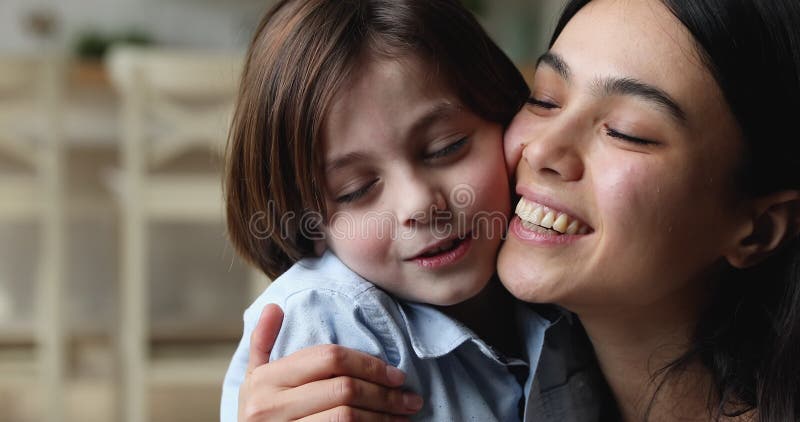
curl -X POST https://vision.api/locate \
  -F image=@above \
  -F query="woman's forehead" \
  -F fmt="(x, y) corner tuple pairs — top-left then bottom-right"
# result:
(552, 0), (725, 127)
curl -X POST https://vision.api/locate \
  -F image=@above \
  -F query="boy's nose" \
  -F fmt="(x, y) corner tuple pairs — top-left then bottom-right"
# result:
(397, 179), (448, 226)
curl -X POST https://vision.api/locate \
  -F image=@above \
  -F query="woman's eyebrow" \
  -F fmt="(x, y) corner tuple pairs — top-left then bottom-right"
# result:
(536, 51), (687, 126)
(537, 52), (571, 81)
(594, 77), (687, 125)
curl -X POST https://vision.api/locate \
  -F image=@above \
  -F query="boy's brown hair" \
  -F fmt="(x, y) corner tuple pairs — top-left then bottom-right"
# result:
(225, 0), (530, 279)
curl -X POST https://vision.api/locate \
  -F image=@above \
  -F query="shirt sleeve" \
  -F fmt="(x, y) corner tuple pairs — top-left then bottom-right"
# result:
(219, 299), (260, 422)
(220, 286), (400, 422)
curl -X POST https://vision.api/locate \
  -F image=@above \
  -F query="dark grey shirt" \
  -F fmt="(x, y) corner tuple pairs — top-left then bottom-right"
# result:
(523, 306), (619, 422)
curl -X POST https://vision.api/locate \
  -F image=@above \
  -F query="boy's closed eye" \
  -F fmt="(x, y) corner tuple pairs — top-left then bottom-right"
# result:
(331, 135), (473, 204)
(424, 136), (470, 160)
(335, 179), (379, 204)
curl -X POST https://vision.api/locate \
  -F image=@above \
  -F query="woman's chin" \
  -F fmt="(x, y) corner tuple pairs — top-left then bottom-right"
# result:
(497, 245), (558, 304)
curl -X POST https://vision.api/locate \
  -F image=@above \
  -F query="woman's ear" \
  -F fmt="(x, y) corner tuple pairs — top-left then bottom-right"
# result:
(725, 190), (800, 269)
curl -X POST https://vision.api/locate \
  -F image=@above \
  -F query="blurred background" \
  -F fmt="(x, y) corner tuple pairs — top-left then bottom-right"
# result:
(0, 0), (566, 421)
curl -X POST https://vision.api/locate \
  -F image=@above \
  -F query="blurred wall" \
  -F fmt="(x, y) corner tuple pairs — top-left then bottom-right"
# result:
(0, 0), (271, 52)
(481, 0), (567, 63)
(0, 0), (567, 57)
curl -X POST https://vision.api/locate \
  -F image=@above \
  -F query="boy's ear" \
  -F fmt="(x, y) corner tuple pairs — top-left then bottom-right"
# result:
(725, 190), (800, 269)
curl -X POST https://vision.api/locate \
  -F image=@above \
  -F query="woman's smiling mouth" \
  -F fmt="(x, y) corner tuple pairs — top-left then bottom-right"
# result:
(515, 197), (591, 235)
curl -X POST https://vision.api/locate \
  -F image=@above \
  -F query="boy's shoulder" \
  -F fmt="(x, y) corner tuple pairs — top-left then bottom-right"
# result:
(247, 251), (394, 317)
(247, 252), (411, 366)
(273, 251), (379, 296)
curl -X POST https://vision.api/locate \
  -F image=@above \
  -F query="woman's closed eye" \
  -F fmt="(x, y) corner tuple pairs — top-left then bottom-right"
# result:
(526, 97), (559, 110)
(604, 125), (659, 146)
(334, 179), (379, 204)
(425, 137), (469, 160)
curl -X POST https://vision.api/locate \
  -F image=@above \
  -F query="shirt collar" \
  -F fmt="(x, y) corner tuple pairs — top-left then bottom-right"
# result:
(396, 300), (553, 366)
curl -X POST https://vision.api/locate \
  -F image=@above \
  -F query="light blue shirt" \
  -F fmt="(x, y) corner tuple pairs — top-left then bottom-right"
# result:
(221, 251), (552, 421)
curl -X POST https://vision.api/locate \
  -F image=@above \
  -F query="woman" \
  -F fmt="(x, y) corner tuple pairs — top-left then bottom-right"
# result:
(237, 0), (800, 420)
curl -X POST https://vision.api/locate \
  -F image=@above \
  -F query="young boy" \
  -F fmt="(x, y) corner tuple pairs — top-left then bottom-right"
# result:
(221, 1), (545, 420)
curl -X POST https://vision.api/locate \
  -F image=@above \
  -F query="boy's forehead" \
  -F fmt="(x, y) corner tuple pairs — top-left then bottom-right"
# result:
(324, 56), (463, 141)
(339, 52), (457, 102)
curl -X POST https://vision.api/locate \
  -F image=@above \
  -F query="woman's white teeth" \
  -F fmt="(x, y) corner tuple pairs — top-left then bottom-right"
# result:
(531, 207), (544, 225)
(566, 220), (580, 235)
(540, 211), (555, 229)
(552, 214), (568, 232)
(514, 197), (588, 235)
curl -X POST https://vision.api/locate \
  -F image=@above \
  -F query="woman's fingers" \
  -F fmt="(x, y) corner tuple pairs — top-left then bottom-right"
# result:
(239, 306), (421, 421)
(273, 376), (423, 419)
(257, 343), (407, 388)
(296, 406), (411, 422)
(247, 304), (285, 373)
(241, 371), (422, 421)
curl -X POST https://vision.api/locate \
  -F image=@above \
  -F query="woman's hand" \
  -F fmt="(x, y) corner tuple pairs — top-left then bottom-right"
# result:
(238, 304), (424, 421)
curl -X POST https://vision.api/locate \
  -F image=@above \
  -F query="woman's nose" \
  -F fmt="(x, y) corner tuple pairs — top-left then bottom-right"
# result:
(521, 125), (585, 182)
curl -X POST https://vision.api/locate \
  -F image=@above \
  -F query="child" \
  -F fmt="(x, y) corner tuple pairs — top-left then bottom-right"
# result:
(220, 0), (542, 420)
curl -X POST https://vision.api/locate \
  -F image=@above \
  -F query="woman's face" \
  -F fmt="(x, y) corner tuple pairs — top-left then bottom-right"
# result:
(498, 0), (748, 313)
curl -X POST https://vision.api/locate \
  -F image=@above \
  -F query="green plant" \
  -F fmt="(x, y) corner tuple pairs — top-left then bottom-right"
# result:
(73, 29), (154, 60)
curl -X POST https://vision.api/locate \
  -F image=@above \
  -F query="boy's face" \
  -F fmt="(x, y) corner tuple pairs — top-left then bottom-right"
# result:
(321, 55), (509, 306)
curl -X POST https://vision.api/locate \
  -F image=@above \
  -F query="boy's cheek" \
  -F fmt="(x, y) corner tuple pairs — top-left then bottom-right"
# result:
(328, 235), (392, 283)
(326, 218), (390, 259)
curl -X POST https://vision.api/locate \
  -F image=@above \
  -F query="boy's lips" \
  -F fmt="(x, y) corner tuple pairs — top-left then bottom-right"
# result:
(406, 234), (473, 269)
(406, 232), (472, 260)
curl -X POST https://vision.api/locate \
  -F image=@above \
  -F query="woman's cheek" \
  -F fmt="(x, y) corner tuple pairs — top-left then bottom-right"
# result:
(503, 114), (530, 177)
(594, 162), (663, 239)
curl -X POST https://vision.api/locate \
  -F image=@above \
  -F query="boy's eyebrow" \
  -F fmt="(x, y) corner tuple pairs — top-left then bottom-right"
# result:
(326, 151), (368, 172)
(326, 102), (463, 172)
(408, 101), (463, 137)
(535, 51), (688, 126)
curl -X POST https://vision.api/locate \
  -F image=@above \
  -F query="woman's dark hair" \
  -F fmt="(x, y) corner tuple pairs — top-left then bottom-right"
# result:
(224, 0), (529, 279)
(553, 1), (800, 420)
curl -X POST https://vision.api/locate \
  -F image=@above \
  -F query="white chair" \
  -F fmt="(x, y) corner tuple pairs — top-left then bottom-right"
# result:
(106, 47), (252, 422)
(0, 54), (66, 422)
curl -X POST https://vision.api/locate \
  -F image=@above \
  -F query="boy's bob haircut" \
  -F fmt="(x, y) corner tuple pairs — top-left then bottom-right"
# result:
(225, 0), (530, 279)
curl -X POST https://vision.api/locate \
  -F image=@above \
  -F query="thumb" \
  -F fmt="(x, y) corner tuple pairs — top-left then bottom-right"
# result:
(246, 303), (284, 373)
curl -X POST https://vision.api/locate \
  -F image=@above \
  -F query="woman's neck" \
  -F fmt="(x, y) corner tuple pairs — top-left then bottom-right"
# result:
(575, 284), (717, 421)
